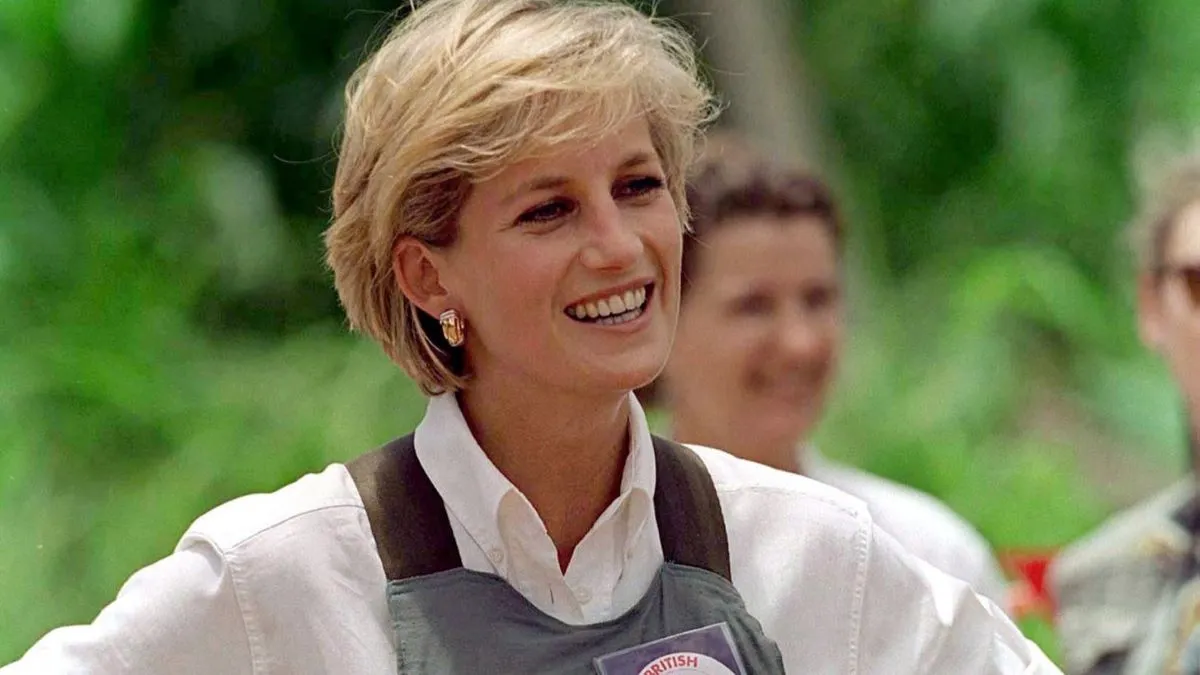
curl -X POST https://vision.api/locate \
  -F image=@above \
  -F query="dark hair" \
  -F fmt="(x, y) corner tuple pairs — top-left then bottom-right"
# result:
(638, 136), (844, 407)
(681, 143), (843, 297)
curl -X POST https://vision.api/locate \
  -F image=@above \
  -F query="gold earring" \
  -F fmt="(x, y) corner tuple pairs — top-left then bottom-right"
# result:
(439, 309), (466, 347)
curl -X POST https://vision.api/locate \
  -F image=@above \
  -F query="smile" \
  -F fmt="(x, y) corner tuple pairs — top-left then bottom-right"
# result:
(565, 283), (653, 326)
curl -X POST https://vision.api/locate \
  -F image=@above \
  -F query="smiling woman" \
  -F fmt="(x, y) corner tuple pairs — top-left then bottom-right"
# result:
(3, 0), (1059, 673)
(657, 136), (1008, 605)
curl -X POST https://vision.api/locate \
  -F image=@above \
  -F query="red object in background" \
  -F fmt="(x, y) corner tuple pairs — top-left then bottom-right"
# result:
(998, 549), (1057, 621)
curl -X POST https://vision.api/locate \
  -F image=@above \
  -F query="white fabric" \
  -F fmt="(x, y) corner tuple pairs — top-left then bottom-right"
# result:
(806, 446), (1009, 602)
(3, 394), (1059, 674)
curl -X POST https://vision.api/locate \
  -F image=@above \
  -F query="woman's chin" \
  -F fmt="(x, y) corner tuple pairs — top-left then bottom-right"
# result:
(748, 413), (812, 450)
(574, 356), (668, 396)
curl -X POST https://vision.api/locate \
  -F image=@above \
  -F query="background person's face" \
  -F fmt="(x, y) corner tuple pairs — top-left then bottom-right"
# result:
(1140, 201), (1200, 423)
(665, 215), (843, 462)
(436, 119), (683, 399)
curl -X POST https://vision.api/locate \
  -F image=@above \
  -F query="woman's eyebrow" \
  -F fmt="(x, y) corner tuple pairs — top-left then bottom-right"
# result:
(499, 151), (659, 206)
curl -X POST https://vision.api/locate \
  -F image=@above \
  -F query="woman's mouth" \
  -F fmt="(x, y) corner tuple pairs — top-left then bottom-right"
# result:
(565, 283), (654, 326)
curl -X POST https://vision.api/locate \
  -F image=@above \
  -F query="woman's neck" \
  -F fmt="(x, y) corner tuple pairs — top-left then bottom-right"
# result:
(459, 372), (631, 571)
(670, 409), (801, 475)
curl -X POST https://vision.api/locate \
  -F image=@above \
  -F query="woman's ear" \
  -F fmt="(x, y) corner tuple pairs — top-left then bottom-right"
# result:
(393, 237), (453, 317)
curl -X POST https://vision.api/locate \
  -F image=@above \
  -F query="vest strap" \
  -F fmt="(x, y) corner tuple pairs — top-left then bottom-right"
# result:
(651, 437), (731, 581)
(347, 434), (729, 582)
(345, 434), (462, 580)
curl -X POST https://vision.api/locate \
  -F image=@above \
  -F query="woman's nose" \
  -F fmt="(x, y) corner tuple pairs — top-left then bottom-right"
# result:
(579, 200), (643, 271)
(774, 308), (827, 361)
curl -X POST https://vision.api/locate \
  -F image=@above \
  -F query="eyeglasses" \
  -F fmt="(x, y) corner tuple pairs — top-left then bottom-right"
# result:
(1157, 264), (1200, 307)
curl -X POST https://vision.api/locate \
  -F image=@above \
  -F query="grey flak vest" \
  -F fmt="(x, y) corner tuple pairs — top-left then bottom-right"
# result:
(347, 434), (787, 674)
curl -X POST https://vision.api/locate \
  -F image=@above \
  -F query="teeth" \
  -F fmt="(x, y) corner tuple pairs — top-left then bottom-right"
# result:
(566, 285), (651, 322)
(597, 306), (643, 325)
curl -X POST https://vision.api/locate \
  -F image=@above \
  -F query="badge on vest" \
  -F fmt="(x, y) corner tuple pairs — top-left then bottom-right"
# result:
(593, 622), (747, 675)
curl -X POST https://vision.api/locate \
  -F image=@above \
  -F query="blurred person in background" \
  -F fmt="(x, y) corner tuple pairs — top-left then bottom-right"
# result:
(651, 137), (1009, 604)
(3, 0), (1058, 673)
(1052, 153), (1200, 674)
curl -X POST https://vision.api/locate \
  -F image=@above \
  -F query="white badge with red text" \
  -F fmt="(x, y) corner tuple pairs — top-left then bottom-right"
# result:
(593, 623), (746, 675)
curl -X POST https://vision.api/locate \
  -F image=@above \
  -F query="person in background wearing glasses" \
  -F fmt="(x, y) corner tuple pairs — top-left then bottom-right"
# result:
(1051, 155), (1200, 674)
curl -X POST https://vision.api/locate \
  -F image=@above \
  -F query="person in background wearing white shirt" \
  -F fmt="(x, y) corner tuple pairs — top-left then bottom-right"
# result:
(3, 0), (1058, 673)
(652, 138), (1010, 604)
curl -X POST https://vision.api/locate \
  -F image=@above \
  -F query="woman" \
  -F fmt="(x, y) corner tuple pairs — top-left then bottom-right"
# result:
(655, 140), (1008, 603)
(1051, 154), (1200, 674)
(4, 0), (1056, 672)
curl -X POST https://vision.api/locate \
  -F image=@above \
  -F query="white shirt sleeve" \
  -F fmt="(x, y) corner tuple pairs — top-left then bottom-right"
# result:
(1, 537), (253, 675)
(857, 524), (1059, 674)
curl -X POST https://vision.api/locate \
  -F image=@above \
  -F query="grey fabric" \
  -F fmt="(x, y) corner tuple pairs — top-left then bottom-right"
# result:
(387, 562), (786, 674)
(345, 434), (462, 579)
(347, 432), (784, 673)
(650, 436), (731, 581)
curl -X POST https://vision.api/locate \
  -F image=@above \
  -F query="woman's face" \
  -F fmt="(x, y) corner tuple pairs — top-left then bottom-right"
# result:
(435, 118), (682, 398)
(1140, 201), (1200, 419)
(665, 216), (843, 456)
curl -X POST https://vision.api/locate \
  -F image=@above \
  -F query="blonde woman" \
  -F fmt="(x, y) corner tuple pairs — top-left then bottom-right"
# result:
(4, 1), (1057, 673)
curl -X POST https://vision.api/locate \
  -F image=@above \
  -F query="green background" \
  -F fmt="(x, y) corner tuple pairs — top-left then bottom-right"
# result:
(5, 0), (1200, 663)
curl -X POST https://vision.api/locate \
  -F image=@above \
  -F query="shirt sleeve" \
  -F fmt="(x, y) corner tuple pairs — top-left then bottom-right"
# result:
(856, 524), (1061, 674)
(1, 537), (254, 675)
(940, 530), (1009, 606)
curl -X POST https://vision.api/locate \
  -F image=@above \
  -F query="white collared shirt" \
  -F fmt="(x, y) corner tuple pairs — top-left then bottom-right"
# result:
(3, 394), (1060, 674)
(414, 394), (659, 624)
(806, 446), (1009, 603)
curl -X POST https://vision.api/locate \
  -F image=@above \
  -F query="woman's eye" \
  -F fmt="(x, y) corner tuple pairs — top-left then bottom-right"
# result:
(731, 293), (773, 316)
(615, 175), (665, 200)
(803, 285), (840, 312)
(517, 199), (574, 225)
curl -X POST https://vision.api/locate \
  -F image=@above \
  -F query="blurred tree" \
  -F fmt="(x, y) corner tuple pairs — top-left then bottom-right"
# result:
(793, 0), (1163, 284)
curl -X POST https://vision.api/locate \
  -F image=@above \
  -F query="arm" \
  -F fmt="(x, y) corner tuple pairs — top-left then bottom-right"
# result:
(856, 525), (1060, 674)
(1, 537), (253, 675)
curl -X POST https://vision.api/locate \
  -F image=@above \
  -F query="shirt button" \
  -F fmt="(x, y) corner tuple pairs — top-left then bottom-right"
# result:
(575, 586), (592, 604)
(487, 548), (505, 565)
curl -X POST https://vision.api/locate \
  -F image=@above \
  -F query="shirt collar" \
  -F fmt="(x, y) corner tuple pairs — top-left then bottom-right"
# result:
(413, 392), (657, 561)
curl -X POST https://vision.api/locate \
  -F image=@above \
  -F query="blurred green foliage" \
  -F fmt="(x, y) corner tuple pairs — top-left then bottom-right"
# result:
(792, 0), (1198, 515)
(1, 0), (1197, 665)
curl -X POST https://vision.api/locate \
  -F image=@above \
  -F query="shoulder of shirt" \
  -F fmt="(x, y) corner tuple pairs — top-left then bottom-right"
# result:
(683, 443), (870, 521)
(814, 459), (988, 547)
(1053, 479), (1194, 583)
(1050, 480), (1195, 672)
(181, 463), (368, 553)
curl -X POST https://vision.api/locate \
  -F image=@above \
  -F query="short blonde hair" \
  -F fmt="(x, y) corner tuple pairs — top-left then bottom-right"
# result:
(1129, 152), (1200, 274)
(325, 0), (716, 395)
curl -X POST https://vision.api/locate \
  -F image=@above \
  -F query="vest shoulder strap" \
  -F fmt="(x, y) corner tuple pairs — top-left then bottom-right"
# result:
(345, 434), (463, 580)
(346, 433), (731, 582)
(651, 435), (732, 581)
